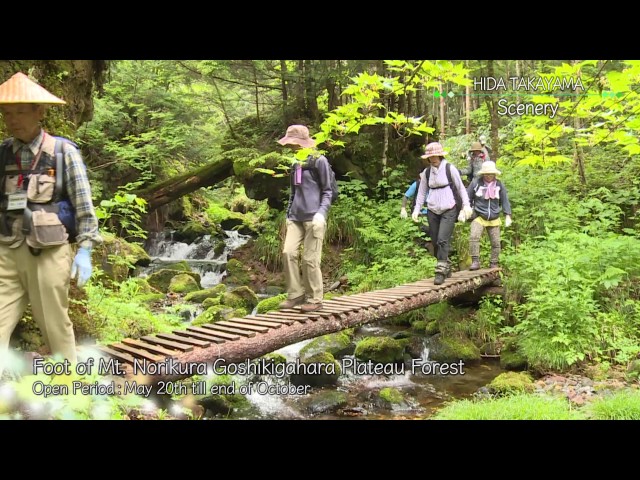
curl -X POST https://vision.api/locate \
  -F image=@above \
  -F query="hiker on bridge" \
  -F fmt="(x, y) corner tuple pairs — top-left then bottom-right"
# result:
(278, 125), (333, 313)
(0, 72), (102, 379)
(412, 142), (472, 285)
(466, 160), (512, 270)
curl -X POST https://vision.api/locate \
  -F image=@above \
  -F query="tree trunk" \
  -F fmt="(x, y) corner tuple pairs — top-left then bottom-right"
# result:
(136, 158), (234, 211)
(572, 60), (587, 185)
(465, 61), (471, 134)
(439, 82), (446, 140)
(486, 60), (500, 159)
(252, 61), (261, 126)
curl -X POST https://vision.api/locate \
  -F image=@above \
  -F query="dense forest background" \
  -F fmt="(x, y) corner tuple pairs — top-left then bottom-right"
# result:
(1, 60), (640, 420)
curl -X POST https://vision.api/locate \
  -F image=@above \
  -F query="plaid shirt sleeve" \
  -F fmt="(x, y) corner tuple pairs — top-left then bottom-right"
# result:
(63, 143), (103, 249)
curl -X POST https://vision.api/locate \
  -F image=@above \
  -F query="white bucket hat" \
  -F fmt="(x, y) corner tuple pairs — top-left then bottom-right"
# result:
(476, 161), (501, 176)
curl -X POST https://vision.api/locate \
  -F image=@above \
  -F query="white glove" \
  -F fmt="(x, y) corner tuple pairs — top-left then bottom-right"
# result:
(411, 211), (419, 222)
(505, 215), (512, 227)
(463, 206), (474, 220)
(457, 210), (467, 223)
(400, 207), (407, 219)
(312, 213), (325, 227)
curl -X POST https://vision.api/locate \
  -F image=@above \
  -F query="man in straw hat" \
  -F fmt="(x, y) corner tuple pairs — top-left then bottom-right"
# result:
(412, 141), (473, 285)
(277, 124), (333, 313)
(466, 160), (512, 270)
(0, 72), (102, 378)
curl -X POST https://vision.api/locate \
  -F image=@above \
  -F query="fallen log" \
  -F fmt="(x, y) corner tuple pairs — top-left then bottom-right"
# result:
(116, 269), (501, 385)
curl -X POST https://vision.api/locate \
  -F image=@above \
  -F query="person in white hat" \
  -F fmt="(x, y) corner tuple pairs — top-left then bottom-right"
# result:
(277, 125), (333, 313)
(0, 72), (102, 378)
(466, 160), (512, 270)
(412, 141), (473, 285)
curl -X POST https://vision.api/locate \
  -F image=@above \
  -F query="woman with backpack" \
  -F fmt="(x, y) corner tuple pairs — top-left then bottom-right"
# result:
(466, 161), (512, 270)
(412, 142), (472, 285)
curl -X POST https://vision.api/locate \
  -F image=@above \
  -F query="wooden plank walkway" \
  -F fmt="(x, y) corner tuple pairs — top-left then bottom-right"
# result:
(88, 268), (501, 384)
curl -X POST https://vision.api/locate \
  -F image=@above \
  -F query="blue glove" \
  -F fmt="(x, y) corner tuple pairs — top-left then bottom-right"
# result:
(71, 247), (92, 287)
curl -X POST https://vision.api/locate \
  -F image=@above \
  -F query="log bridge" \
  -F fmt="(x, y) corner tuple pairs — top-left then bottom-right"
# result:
(92, 268), (502, 385)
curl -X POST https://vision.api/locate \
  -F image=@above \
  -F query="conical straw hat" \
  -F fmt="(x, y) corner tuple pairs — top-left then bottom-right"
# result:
(0, 72), (66, 104)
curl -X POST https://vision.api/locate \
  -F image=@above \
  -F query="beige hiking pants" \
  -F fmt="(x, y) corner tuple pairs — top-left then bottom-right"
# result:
(0, 242), (76, 378)
(282, 220), (325, 304)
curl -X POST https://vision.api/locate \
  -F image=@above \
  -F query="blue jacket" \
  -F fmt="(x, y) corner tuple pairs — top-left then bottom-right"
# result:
(405, 181), (428, 214)
(467, 178), (512, 221)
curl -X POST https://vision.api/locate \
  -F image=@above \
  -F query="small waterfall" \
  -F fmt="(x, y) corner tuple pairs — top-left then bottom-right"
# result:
(142, 230), (251, 288)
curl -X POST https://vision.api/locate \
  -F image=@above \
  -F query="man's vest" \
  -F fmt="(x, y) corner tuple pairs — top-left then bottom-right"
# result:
(0, 133), (74, 252)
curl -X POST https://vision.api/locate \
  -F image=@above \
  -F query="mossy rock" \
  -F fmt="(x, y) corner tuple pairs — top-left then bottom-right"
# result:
(137, 293), (165, 305)
(175, 221), (212, 244)
(162, 261), (192, 272)
(213, 239), (226, 257)
(261, 353), (287, 365)
(428, 334), (481, 362)
(168, 274), (200, 294)
(411, 320), (428, 333)
(303, 390), (349, 415)
(299, 332), (354, 362)
(128, 278), (161, 295)
(198, 392), (253, 418)
(223, 286), (258, 311)
(500, 349), (528, 371)
(425, 320), (439, 336)
(488, 372), (534, 396)
(94, 232), (152, 282)
(354, 336), (405, 364)
(290, 352), (341, 387)
(202, 297), (222, 308)
(192, 305), (235, 326)
(225, 259), (251, 286)
(146, 269), (201, 293)
(379, 387), (404, 405)
(184, 284), (227, 303)
(384, 312), (413, 326)
(256, 294), (287, 314)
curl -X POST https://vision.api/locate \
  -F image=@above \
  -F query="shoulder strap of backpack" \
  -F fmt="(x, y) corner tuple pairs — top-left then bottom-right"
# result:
(53, 137), (65, 202)
(446, 162), (462, 210)
(304, 155), (321, 184)
(0, 139), (13, 200)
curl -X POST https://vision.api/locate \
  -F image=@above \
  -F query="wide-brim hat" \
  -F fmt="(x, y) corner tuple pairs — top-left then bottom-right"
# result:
(421, 142), (447, 159)
(0, 72), (66, 105)
(277, 124), (316, 148)
(469, 141), (483, 152)
(477, 161), (501, 176)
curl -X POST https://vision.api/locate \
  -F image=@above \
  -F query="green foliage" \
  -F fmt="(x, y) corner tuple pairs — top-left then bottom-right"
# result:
(469, 295), (505, 344)
(85, 278), (182, 344)
(95, 190), (148, 240)
(432, 394), (586, 420)
(505, 231), (640, 370)
(586, 390), (640, 420)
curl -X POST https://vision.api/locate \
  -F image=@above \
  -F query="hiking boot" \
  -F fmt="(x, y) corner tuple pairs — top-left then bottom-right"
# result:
(279, 295), (305, 309)
(469, 257), (481, 271)
(300, 302), (323, 313)
(434, 273), (445, 285)
(489, 262), (499, 269)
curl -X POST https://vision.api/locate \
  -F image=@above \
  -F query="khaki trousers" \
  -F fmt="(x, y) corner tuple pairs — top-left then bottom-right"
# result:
(282, 220), (325, 304)
(0, 242), (76, 377)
